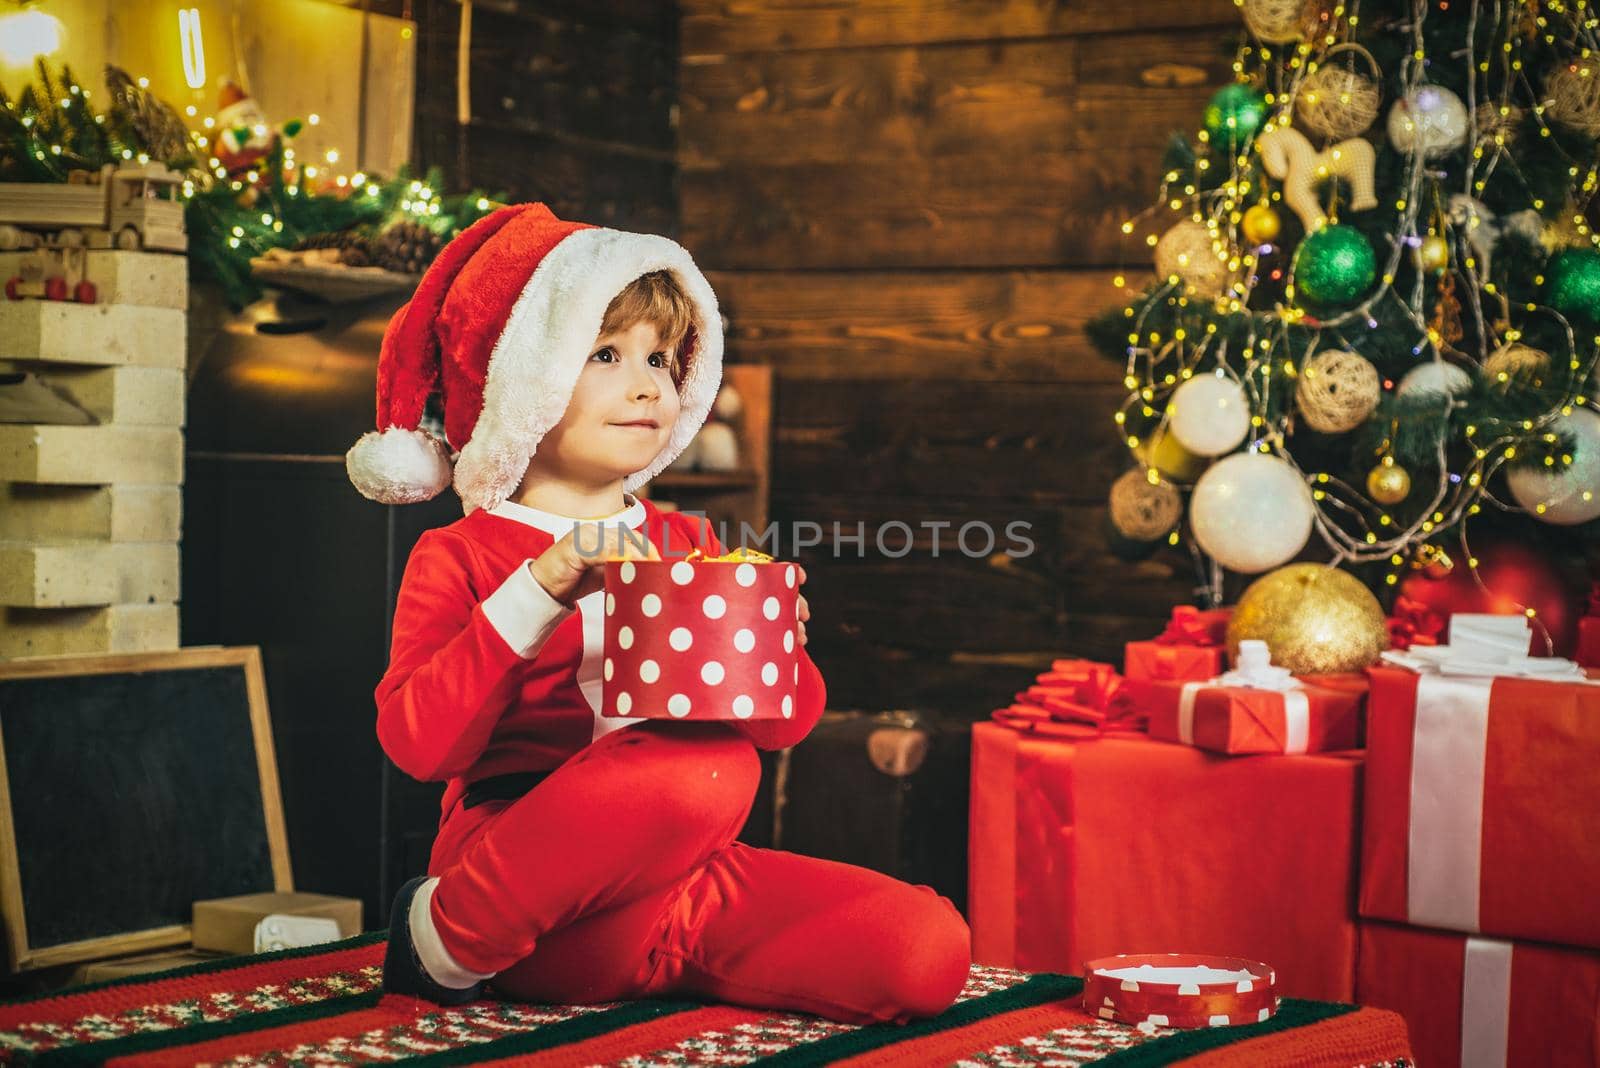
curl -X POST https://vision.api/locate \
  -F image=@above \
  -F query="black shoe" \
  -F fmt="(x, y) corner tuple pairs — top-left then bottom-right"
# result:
(382, 875), (485, 1004)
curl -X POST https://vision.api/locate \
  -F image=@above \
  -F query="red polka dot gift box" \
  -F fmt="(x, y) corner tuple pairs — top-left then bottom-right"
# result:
(601, 549), (802, 721)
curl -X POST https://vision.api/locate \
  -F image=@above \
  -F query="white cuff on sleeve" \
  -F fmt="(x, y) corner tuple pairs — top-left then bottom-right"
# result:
(481, 559), (575, 658)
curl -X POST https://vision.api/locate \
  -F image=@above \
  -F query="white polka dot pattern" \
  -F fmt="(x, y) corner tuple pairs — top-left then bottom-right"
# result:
(599, 558), (803, 722)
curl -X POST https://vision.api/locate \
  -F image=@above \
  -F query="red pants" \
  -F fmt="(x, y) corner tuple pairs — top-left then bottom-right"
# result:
(427, 721), (973, 1025)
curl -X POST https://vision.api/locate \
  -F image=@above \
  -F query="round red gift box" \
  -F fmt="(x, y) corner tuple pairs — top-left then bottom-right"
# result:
(600, 557), (802, 720)
(1081, 954), (1278, 1029)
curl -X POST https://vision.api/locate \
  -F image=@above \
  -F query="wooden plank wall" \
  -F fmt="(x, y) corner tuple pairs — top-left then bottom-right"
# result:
(680, 1), (1241, 718)
(414, 0), (679, 234)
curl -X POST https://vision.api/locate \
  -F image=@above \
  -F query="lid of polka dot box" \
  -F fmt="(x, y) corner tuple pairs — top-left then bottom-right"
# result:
(600, 555), (803, 721)
(1081, 954), (1278, 1030)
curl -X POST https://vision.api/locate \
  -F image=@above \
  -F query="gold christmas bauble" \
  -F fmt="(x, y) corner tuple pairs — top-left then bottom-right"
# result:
(1242, 204), (1282, 246)
(1109, 467), (1183, 541)
(1366, 457), (1412, 504)
(1226, 563), (1389, 674)
(1417, 234), (1450, 273)
(1135, 426), (1210, 482)
(1483, 342), (1549, 390)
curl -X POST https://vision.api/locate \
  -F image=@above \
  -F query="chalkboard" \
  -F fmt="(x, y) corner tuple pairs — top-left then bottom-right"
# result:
(0, 648), (290, 971)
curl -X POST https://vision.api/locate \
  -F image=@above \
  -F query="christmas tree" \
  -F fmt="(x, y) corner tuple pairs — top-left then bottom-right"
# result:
(1090, 0), (1600, 618)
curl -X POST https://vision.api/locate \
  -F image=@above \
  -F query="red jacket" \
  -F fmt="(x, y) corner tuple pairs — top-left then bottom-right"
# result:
(376, 492), (826, 819)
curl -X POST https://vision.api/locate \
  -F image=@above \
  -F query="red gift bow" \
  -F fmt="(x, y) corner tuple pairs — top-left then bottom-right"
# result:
(1154, 605), (1228, 647)
(1386, 595), (1445, 651)
(991, 658), (1146, 737)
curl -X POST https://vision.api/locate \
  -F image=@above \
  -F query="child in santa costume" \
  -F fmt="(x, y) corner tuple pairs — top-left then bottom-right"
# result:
(347, 203), (971, 1025)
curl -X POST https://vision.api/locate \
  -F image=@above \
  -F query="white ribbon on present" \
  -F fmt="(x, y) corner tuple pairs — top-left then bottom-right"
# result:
(1461, 936), (1513, 1068)
(1175, 640), (1311, 753)
(1407, 673), (1492, 932)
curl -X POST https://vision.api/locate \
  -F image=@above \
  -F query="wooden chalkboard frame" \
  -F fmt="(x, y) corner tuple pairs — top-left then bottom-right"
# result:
(0, 647), (292, 970)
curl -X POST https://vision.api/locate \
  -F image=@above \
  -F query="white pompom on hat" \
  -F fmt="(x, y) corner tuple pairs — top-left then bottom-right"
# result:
(345, 202), (724, 513)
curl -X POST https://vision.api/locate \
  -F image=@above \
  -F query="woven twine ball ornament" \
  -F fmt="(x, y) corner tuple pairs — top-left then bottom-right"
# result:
(1477, 104), (1524, 148)
(1296, 349), (1381, 433)
(1484, 342), (1550, 390)
(1154, 220), (1231, 299)
(1109, 467), (1183, 541)
(1296, 45), (1382, 141)
(1546, 63), (1600, 138)
(1240, 0), (1321, 43)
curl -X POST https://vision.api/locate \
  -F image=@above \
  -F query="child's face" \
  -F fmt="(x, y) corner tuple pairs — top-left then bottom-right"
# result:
(533, 318), (681, 486)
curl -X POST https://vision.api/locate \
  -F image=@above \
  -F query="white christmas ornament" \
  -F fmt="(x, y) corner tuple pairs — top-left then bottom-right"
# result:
(1396, 361), (1473, 401)
(1190, 452), (1315, 574)
(1387, 85), (1468, 158)
(696, 422), (741, 471)
(713, 383), (744, 421)
(1507, 407), (1600, 525)
(1168, 373), (1252, 457)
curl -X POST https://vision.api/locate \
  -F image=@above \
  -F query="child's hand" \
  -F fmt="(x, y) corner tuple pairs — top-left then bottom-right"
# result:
(797, 565), (810, 646)
(530, 523), (661, 608)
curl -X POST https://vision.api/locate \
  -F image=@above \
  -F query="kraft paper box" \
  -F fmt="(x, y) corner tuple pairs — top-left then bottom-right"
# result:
(1146, 677), (1365, 755)
(601, 553), (802, 721)
(969, 723), (1360, 1000)
(1356, 921), (1600, 1068)
(1361, 665), (1600, 950)
(192, 891), (363, 955)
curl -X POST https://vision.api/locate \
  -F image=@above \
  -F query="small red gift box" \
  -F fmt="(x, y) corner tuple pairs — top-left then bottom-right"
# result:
(1357, 921), (1600, 1068)
(1361, 666), (1600, 950)
(1124, 606), (1231, 689)
(600, 555), (801, 720)
(1146, 677), (1365, 755)
(969, 725), (1360, 1000)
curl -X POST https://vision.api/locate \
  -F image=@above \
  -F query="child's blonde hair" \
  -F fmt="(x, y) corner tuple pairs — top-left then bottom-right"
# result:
(600, 270), (696, 387)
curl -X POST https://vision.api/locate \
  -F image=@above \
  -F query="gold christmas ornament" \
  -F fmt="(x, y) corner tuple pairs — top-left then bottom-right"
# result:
(1295, 45), (1382, 141)
(1226, 563), (1389, 674)
(1296, 349), (1381, 433)
(1154, 220), (1232, 299)
(1417, 234), (1450, 273)
(1109, 467), (1184, 541)
(1239, 0), (1321, 43)
(1256, 125), (1379, 232)
(1242, 203), (1282, 246)
(1546, 62), (1600, 138)
(1366, 456), (1412, 505)
(1484, 342), (1550, 390)
(1412, 542), (1454, 578)
(1136, 426), (1210, 482)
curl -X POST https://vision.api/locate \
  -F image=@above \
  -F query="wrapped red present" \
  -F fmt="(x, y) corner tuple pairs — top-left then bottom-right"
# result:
(600, 548), (801, 720)
(1146, 679), (1364, 755)
(1124, 606), (1231, 690)
(1361, 664), (1600, 950)
(1356, 921), (1600, 1068)
(969, 725), (1360, 1000)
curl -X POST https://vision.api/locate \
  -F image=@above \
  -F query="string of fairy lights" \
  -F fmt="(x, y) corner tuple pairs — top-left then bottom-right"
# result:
(1108, 0), (1600, 624)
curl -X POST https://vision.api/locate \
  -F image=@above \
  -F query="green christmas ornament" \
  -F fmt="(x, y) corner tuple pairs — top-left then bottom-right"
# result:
(1204, 84), (1269, 153)
(1543, 248), (1600, 326)
(1292, 224), (1377, 309)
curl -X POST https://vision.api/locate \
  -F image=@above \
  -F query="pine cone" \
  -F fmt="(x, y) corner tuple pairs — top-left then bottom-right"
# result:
(376, 221), (445, 274)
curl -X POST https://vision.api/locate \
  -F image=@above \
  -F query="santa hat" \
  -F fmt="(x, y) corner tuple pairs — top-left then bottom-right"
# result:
(345, 202), (723, 513)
